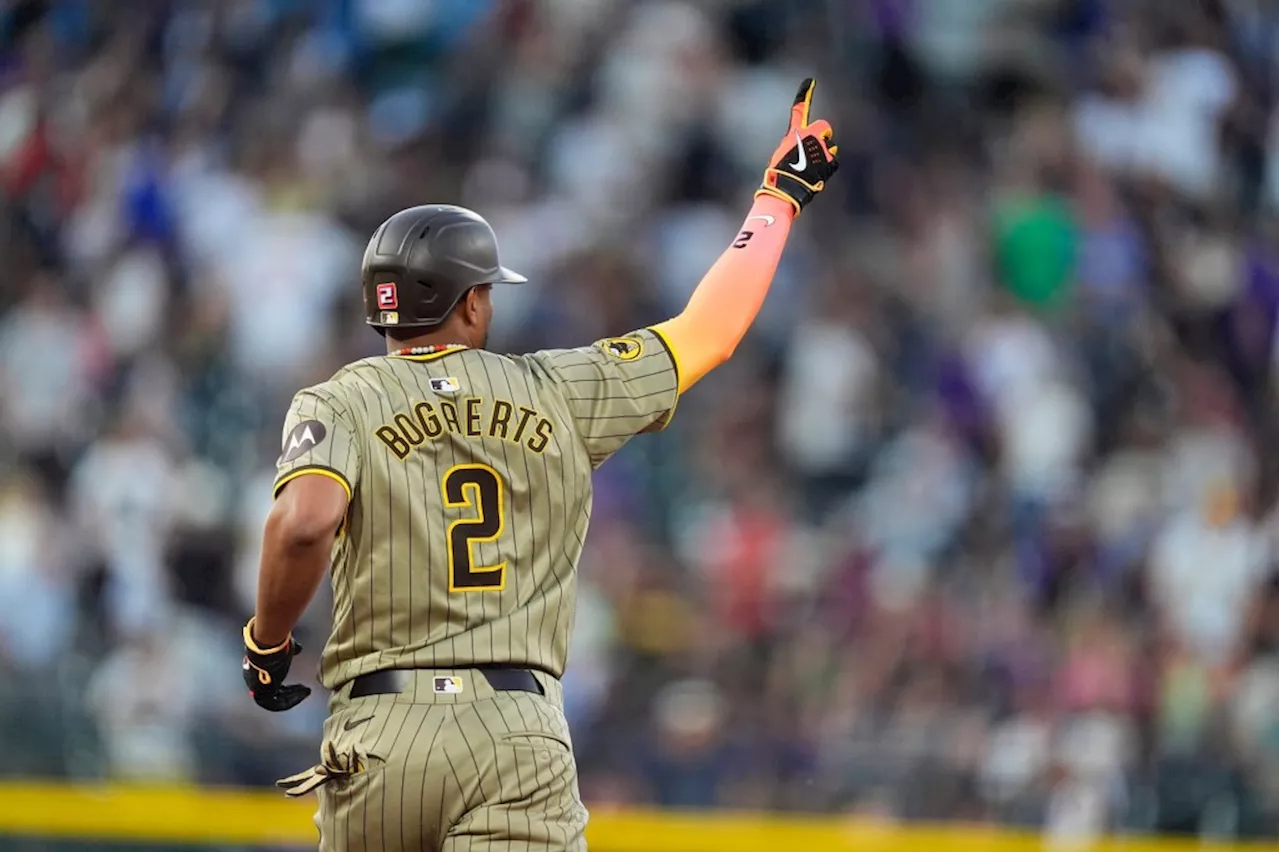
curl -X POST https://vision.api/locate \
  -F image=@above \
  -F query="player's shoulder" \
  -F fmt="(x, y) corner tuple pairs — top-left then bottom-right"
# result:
(325, 357), (378, 386)
(446, 347), (547, 379)
(522, 328), (665, 374)
(289, 360), (383, 409)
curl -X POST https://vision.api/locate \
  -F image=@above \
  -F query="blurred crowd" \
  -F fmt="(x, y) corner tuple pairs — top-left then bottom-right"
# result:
(0, 0), (1275, 842)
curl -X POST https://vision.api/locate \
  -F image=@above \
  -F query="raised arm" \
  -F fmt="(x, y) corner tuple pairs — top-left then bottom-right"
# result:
(653, 78), (839, 392)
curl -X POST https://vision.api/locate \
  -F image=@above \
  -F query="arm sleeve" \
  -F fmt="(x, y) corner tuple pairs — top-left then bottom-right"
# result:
(273, 386), (361, 500)
(528, 327), (680, 468)
(651, 194), (794, 393)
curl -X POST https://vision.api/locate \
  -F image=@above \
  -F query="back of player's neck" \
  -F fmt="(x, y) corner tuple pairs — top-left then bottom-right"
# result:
(387, 336), (470, 353)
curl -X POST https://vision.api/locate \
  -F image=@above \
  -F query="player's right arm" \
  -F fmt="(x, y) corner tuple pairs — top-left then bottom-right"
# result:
(529, 80), (837, 467)
(652, 77), (839, 393)
(243, 385), (361, 711)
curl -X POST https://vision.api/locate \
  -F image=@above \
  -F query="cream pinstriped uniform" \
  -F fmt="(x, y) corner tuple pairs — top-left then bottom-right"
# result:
(272, 329), (679, 851)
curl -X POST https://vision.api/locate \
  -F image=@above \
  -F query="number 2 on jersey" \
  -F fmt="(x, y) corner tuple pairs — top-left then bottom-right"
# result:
(442, 464), (507, 592)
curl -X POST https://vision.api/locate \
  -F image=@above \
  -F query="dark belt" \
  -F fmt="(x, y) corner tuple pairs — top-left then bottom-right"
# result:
(349, 666), (547, 698)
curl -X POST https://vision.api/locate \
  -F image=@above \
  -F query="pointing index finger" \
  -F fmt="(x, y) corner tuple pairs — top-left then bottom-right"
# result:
(790, 78), (816, 131)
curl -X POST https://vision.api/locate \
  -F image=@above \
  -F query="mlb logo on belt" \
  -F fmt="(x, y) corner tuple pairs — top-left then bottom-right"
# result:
(433, 676), (463, 695)
(376, 282), (398, 309)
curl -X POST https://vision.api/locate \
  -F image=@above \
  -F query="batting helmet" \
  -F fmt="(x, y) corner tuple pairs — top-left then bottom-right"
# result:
(362, 204), (526, 331)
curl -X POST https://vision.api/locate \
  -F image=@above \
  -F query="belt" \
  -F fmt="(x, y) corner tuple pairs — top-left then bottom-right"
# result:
(349, 666), (547, 698)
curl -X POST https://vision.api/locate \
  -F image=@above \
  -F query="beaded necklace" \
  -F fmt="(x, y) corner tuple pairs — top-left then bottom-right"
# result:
(389, 343), (469, 357)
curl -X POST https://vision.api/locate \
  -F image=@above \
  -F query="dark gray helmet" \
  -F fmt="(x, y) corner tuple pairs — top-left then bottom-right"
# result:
(362, 204), (526, 330)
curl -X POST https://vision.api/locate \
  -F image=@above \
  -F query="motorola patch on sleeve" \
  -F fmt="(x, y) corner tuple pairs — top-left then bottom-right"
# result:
(279, 420), (327, 463)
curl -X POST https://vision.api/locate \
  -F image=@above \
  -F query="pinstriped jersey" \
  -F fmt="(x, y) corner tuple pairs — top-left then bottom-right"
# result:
(272, 328), (679, 690)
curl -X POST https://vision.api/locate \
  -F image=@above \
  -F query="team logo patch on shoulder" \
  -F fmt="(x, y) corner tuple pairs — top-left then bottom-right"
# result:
(430, 377), (460, 393)
(599, 337), (643, 361)
(433, 676), (463, 695)
(279, 420), (326, 463)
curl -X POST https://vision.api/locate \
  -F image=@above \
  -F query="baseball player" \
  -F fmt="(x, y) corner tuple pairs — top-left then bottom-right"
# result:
(241, 78), (838, 851)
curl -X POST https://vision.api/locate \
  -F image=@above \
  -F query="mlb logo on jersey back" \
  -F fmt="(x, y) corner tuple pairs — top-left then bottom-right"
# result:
(376, 282), (398, 309)
(433, 676), (464, 695)
(430, 377), (460, 393)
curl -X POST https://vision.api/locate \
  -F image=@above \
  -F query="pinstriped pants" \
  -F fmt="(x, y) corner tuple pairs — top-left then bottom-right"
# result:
(308, 670), (588, 851)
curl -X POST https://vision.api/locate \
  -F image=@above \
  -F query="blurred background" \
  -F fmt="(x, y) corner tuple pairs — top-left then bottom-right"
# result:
(0, 0), (1275, 849)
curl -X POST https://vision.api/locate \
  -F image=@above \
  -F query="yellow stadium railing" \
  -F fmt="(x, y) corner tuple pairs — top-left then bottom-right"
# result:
(0, 782), (1271, 851)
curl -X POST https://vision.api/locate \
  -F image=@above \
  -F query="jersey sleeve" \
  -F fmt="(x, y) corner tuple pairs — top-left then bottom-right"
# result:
(529, 327), (680, 468)
(273, 386), (361, 500)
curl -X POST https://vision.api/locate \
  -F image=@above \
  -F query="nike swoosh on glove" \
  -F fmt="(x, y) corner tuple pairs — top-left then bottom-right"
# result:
(755, 78), (840, 215)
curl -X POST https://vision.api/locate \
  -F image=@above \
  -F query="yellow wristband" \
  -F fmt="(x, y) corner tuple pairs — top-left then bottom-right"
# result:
(754, 185), (802, 215)
(243, 618), (292, 655)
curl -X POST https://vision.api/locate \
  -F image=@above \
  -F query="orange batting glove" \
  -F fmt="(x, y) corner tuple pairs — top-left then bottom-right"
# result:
(755, 78), (840, 216)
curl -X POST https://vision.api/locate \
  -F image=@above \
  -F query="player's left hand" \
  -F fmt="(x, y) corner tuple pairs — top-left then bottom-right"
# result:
(755, 77), (840, 216)
(242, 618), (312, 712)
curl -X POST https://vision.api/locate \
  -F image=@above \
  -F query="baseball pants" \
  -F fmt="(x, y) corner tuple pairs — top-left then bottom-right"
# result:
(282, 668), (588, 851)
